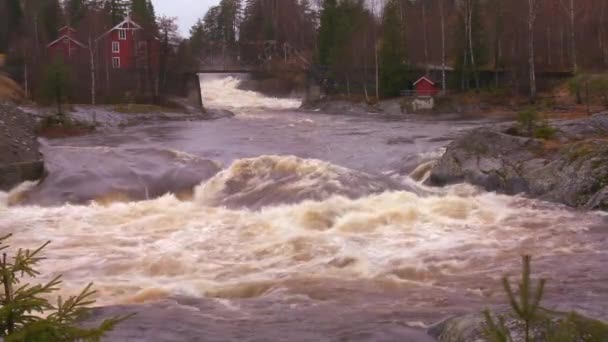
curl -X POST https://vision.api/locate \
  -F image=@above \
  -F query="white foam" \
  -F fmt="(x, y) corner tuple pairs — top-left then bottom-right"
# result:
(200, 76), (301, 112)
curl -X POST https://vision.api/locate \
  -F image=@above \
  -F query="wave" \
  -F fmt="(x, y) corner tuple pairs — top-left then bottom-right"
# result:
(193, 155), (414, 209)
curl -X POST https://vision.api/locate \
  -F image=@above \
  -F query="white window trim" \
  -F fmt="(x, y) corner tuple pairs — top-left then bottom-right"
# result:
(112, 41), (120, 53)
(112, 57), (120, 69)
(118, 29), (127, 40)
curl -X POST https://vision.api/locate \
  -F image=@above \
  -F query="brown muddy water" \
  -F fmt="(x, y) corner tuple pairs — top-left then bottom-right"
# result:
(1, 76), (607, 341)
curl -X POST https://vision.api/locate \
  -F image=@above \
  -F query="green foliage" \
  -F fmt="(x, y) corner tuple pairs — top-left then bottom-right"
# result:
(379, 0), (409, 97)
(131, 0), (157, 30)
(484, 255), (608, 342)
(104, 0), (128, 25)
(517, 108), (539, 136)
(41, 58), (72, 115)
(65, 0), (87, 27)
(534, 125), (557, 140)
(587, 75), (608, 108)
(0, 234), (130, 341)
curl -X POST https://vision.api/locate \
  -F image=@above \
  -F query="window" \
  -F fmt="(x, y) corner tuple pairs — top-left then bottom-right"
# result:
(112, 57), (120, 69)
(118, 29), (127, 40)
(112, 41), (119, 53)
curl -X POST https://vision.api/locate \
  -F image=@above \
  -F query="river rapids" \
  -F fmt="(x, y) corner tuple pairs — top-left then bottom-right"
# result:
(0, 75), (607, 341)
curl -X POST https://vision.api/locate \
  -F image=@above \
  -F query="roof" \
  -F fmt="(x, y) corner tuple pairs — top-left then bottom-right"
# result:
(96, 16), (143, 41)
(47, 35), (87, 49)
(58, 26), (77, 32)
(413, 76), (436, 86)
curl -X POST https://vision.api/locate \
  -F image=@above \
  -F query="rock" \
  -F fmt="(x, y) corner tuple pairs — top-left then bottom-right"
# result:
(428, 113), (608, 210)
(0, 103), (44, 190)
(428, 309), (608, 342)
(375, 99), (405, 115)
(300, 99), (378, 115)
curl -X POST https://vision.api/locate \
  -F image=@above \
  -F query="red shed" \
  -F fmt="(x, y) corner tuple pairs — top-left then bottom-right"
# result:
(95, 16), (160, 71)
(46, 26), (87, 61)
(413, 76), (440, 97)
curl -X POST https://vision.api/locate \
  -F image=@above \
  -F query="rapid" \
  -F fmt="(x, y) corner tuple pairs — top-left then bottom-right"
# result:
(1, 75), (607, 340)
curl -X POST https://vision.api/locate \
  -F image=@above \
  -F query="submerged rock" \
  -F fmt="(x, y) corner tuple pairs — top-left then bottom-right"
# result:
(0, 103), (44, 190)
(428, 112), (608, 210)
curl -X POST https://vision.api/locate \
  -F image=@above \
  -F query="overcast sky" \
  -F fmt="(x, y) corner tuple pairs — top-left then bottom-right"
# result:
(152, 0), (216, 37)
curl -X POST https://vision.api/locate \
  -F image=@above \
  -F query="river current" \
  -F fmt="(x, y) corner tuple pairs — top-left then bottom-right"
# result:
(0, 76), (607, 340)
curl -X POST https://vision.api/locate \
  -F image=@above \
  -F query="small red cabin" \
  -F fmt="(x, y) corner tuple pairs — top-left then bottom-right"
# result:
(95, 16), (160, 70)
(413, 76), (440, 97)
(46, 26), (87, 61)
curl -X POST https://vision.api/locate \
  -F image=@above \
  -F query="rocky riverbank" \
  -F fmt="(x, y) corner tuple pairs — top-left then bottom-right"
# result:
(428, 112), (608, 210)
(0, 103), (44, 191)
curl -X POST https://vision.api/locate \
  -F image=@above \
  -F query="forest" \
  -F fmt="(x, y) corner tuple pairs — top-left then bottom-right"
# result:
(1, 0), (608, 102)
(187, 0), (608, 99)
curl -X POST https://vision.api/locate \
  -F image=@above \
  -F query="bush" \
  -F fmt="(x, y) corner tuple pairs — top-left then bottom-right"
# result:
(0, 234), (130, 340)
(534, 125), (557, 140)
(484, 256), (608, 342)
(517, 108), (539, 136)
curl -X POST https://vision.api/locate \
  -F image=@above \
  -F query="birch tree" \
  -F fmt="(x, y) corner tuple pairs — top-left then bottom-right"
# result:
(528, 0), (540, 102)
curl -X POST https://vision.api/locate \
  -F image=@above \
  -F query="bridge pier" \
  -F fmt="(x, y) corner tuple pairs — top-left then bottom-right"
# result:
(304, 72), (322, 104)
(185, 73), (205, 113)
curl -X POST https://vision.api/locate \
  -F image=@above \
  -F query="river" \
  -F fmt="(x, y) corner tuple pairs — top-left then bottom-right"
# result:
(0, 76), (607, 341)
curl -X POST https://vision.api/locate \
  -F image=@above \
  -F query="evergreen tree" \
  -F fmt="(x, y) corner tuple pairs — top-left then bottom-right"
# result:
(131, 0), (155, 28)
(41, 57), (72, 115)
(317, 0), (338, 66)
(1, 0), (23, 53)
(0, 234), (129, 340)
(379, 0), (409, 97)
(104, 0), (127, 25)
(189, 19), (205, 57)
(66, 0), (88, 26)
(41, 0), (63, 41)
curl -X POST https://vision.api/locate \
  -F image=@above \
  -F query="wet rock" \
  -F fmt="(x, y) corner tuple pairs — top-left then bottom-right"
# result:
(375, 99), (405, 115)
(0, 103), (44, 190)
(428, 309), (608, 342)
(428, 113), (608, 210)
(301, 100), (379, 115)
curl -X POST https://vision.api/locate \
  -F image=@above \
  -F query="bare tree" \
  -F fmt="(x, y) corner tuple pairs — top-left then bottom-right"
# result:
(440, 0), (446, 93)
(528, 0), (540, 101)
(89, 36), (95, 105)
(560, 0), (577, 72)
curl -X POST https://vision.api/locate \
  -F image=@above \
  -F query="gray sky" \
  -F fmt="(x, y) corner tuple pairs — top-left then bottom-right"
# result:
(152, 0), (216, 37)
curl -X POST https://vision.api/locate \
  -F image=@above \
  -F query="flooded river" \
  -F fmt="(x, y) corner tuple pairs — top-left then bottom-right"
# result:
(1, 76), (607, 341)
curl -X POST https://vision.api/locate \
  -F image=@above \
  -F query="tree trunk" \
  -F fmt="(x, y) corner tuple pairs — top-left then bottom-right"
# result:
(601, 2), (608, 66)
(569, 0), (577, 72)
(23, 63), (28, 99)
(466, 0), (480, 90)
(493, 0), (503, 87)
(547, 26), (552, 65)
(528, 0), (537, 102)
(375, 42), (379, 100)
(440, 0), (447, 93)
(422, 1), (429, 71)
(89, 37), (96, 105)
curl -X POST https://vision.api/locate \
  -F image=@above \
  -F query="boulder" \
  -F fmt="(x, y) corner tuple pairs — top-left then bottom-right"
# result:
(428, 113), (608, 210)
(0, 103), (44, 190)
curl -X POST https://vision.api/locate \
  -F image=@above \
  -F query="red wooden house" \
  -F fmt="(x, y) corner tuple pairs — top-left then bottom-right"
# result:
(413, 76), (440, 97)
(47, 26), (88, 61)
(95, 16), (160, 71)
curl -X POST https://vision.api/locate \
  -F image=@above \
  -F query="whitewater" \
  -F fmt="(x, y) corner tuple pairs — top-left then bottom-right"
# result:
(1, 75), (607, 340)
